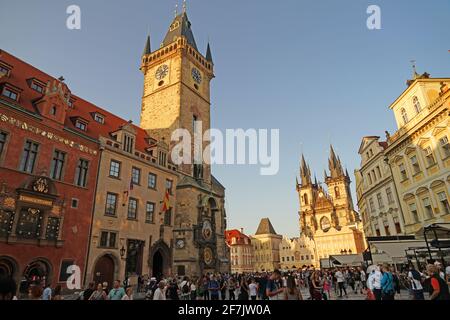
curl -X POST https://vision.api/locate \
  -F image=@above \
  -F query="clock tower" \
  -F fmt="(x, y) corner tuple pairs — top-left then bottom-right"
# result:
(140, 9), (229, 276)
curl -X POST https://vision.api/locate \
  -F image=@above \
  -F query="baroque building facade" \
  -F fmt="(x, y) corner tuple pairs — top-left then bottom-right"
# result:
(382, 73), (450, 235)
(251, 218), (282, 272)
(355, 137), (405, 237)
(225, 229), (254, 274)
(0, 50), (100, 288)
(297, 148), (366, 261)
(279, 235), (316, 270)
(139, 10), (229, 276)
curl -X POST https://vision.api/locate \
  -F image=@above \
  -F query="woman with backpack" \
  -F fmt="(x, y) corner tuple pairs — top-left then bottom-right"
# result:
(380, 264), (395, 300)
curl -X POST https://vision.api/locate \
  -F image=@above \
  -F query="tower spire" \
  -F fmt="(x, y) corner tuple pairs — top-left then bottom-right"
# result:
(206, 42), (213, 63)
(300, 155), (312, 186)
(329, 145), (344, 179)
(183, 0), (187, 14)
(143, 35), (151, 56)
(411, 60), (419, 79)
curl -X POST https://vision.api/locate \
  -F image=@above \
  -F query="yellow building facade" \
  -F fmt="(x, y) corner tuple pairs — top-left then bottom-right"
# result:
(251, 218), (282, 272)
(384, 74), (450, 235)
(279, 235), (316, 270)
(139, 11), (229, 276)
(86, 123), (178, 286)
(297, 149), (366, 262)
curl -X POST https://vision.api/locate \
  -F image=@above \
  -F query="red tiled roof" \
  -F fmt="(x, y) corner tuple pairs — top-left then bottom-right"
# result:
(225, 229), (251, 246)
(0, 49), (154, 153)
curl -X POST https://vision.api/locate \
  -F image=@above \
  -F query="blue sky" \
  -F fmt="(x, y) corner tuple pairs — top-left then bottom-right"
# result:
(1, 0), (449, 237)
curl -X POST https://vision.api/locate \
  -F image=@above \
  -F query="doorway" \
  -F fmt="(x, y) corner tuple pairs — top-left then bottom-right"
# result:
(93, 255), (115, 289)
(152, 250), (163, 279)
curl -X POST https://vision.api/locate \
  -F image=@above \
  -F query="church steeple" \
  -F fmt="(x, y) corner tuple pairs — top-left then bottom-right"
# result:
(328, 145), (344, 179)
(300, 155), (312, 186)
(162, 10), (198, 50)
(143, 35), (151, 56)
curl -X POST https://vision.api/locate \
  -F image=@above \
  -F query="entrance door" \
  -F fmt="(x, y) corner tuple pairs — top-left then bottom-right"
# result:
(152, 251), (163, 279)
(93, 255), (115, 289)
(0, 257), (16, 278)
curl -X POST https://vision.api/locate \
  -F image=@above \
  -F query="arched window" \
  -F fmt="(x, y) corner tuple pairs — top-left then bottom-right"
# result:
(303, 194), (308, 205)
(401, 108), (409, 125)
(50, 105), (57, 116)
(334, 186), (340, 199)
(413, 96), (421, 114)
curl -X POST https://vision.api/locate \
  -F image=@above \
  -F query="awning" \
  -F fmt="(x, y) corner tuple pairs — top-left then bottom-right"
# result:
(416, 223), (450, 239)
(371, 253), (393, 264)
(369, 240), (427, 262)
(329, 254), (364, 266)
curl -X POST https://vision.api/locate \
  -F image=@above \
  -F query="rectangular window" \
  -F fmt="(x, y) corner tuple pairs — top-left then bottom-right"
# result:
(2, 87), (18, 101)
(31, 82), (44, 93)
(20, 140), (39, 173)
(50, 150), (66, 181)
(75, 159), (89, 187)
(386, 187), (394, 204)
(424, 147), (436, 167)
(109, 160), (121, 178)
(376, 166), (382, 179)
(131, 167), (141, 185)
(164, 208), (172, 226)
(109, 232), (116, 248)
(94, 114), (104, 124)
(409, 203), (419, 223)
(105, 193), (118, 216)
(146, 202), (155, 223)
(393, 217), (402, 234)
(128, 198), (138, 220)
(399, 163), (408, 180)
(123, 134), (134, 153)
(58, 260), (75, 282)
(0, 131), (7, 156)
(75, 120), (87, 131)
(437, 192), (450, 215)
(367, 174), (372, 185)
(166, 179), (173, 195)
(410, 156), (420, 174)
(148, 173), (157, 189)
(439, 136), (450, 158)
(383, 221), (390, 236)
(159, 151), (167, 167)
(422, 198), (434, 219)
(0, 65), (10, 75)
(377, 193), (384, 209)
(368, 198), (375, 213)
(100, 231), (108, 247)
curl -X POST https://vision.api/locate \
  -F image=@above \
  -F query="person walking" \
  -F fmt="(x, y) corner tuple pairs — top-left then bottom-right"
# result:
(284, 275), (303, 300)
(41, 283), (52, 300)
(180, 277), (190, 300)
(368, 266), (382, 301)
(82, 282), (95, 301)
(168, 279), (180, 300)
(52, 285), (63, 300)
(380, 264), (395, 300)
(228, 277), (236, 300)
(354, 267), (362, 294)
(426, 264), (450, 301)
(220, 276), (228, 300)
(334, 268), (347, 298)
(408, 265), (425, 300)
(122, 287), (134, 300)
(238, 277), (249, 301)
(248, 278), (258, 301)
(311, 271), (323, 300)
(190, 278), (197, 300)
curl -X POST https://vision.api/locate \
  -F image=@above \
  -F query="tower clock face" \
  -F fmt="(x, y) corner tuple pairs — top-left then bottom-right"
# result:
(176, 239), (185, 249)
(202, 220), (212, 241)
(204, 247), (214, 266)
(191, 67), (202, 84)
(155, 65), (169, 80)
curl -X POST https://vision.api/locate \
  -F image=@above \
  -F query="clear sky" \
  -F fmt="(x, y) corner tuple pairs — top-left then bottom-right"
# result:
(1, 0), (449, 237)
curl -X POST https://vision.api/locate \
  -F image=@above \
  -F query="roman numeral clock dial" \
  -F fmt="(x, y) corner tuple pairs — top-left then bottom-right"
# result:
(191, 67), (202, 84)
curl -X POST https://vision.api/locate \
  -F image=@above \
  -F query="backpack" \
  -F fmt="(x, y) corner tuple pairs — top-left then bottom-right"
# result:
(182, 282), (190, 294)
(432, 276), (450, 300)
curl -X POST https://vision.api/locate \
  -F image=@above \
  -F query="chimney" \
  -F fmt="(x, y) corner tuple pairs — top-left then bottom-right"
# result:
(240, 228), (244, 234)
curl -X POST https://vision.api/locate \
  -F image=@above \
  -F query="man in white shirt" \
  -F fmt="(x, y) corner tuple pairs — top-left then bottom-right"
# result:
(368, 266), (382, 301)
(248, 278), (258, 301)
(334, 268), (347, 298)
(407, 266), (424, 300)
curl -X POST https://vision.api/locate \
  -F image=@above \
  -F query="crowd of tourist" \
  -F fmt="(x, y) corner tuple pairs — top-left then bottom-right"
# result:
(1, 262), (449, 301)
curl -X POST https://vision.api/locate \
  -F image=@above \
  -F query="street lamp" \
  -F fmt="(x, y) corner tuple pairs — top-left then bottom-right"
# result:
(120, 246), (126, 259)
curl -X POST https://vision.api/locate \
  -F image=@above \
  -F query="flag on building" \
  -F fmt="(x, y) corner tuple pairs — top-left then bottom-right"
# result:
(161, 190), (171, 214)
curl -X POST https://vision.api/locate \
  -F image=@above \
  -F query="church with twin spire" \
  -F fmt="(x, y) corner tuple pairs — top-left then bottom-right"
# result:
(297, 146), (366, 265)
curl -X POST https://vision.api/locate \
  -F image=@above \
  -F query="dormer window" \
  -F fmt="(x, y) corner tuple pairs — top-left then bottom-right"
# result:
(158, 151), (167, 167)
(75, 120), (87, 131)
(0, 62), (11, 77)
(1, 86), (19, 101)
(68, 99), (74, 108)
(94, 113), (105, 124)
(123, 134), (134, 154)
(31, 82), (44, 93)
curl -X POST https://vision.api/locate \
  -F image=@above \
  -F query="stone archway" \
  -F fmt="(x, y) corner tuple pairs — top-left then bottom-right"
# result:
(23, 258), (52, 286)
(0, 256), (18, 278)
(149, 240), (171, 280)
